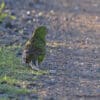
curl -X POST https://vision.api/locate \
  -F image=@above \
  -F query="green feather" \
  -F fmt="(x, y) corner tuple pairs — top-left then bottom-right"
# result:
(23, 26), (47, 65)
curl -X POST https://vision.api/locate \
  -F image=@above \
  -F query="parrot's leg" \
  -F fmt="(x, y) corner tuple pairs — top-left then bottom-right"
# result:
(36, 60), (39, 68)
(29, 61), (39, 70)
(22, 50), (27, 64)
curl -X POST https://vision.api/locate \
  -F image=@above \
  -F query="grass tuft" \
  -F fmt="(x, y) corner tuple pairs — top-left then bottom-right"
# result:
(0, 46), (48, 98)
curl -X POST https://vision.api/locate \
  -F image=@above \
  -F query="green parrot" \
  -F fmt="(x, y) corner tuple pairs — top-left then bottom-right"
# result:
(22, 26), (47, 70)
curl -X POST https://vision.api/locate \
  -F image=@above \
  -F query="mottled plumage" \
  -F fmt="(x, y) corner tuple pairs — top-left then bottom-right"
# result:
(22, 26), (47, 70)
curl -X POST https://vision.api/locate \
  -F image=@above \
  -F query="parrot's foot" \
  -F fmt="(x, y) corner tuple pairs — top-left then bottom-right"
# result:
(29, 61), (39, 71)
(31, 65), (40, 71)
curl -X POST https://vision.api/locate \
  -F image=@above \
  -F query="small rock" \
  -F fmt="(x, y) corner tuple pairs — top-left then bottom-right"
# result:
(47, 80), (56, 85)
(50, 10), (55, 15)
(38, 12), (43, 17)
(27, 11), (31, 15)
(49, 70), (56, 74)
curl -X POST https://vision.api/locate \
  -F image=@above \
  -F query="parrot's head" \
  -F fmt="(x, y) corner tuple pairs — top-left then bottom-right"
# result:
(34, 26), (48, 39)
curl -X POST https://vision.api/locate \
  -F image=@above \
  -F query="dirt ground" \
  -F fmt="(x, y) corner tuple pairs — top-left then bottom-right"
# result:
(0, 0), (100, 100)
